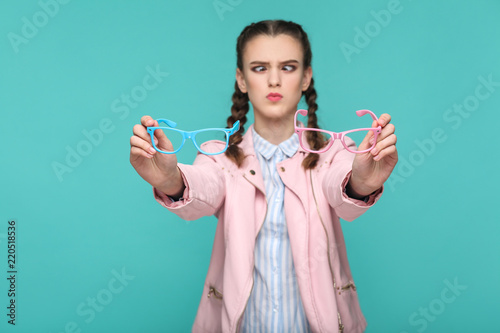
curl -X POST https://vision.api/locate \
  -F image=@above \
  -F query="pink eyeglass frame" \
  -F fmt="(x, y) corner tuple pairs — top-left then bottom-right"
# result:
(294, 109), (382, 154)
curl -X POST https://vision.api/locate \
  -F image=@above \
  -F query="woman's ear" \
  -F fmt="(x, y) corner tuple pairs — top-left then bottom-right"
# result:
(302, 66), (313, 92)
(236, 68), (247, 93)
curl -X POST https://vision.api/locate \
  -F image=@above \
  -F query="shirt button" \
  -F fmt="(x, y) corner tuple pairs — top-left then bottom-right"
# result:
(273, 307), (278, 313)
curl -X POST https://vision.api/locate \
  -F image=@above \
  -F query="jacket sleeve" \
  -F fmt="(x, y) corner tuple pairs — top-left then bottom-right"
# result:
(153, 153), (226, 221)
(321, 141), (383, 222)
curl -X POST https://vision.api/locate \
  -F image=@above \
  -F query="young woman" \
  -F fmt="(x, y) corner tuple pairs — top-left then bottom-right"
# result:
(130, 20), (397, 333)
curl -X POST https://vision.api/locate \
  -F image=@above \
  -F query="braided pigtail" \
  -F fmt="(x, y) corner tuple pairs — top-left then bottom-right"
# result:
(302, 78), (325, 170)
(224, 81), (249, 167)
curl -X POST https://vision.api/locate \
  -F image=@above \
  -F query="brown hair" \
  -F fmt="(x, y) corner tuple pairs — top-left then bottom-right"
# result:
(225, 20), (325, 169)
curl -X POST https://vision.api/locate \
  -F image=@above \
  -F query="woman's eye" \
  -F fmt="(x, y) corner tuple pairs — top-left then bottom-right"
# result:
(252, 66), (266, 72)
(283, 65), (296, 72)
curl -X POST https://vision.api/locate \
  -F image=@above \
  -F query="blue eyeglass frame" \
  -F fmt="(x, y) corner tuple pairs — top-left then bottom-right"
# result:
(147, 119), (240, 155)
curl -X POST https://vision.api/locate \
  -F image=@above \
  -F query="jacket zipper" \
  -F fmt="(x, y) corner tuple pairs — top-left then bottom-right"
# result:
(207, 286), (223, 300)
(338, 312), (344, 333)
(235, 175), (268, 332)
(341, 282), (356, 291)
(310, 171), (344, 333)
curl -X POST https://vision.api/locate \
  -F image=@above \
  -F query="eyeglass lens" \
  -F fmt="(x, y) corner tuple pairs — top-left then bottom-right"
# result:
(300, 129), (375, 152)
(153, 128), (229, 153)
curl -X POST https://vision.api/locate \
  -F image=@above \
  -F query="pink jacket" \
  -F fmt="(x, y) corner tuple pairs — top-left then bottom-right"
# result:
(154, 126), (383, 333)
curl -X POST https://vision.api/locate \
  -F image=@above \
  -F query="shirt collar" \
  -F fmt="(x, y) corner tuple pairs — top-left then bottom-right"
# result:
(252, 126), (299, 161)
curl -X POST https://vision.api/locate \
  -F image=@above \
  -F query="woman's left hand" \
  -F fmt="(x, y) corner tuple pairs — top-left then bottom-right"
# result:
(347, 113), (398, 198)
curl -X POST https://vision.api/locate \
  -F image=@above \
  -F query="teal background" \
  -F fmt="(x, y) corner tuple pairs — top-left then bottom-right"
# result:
(1, 0), (499, 332)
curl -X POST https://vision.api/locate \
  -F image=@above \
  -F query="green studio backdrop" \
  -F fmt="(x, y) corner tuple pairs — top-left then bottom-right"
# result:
(1, 0), (499, 332)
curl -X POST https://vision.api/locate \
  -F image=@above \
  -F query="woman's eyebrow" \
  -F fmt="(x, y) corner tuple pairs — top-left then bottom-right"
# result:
(249, 59), (300, 65)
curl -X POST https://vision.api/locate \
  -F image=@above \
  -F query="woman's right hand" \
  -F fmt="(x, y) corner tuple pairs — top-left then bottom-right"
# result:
(130, 116), (185, 198)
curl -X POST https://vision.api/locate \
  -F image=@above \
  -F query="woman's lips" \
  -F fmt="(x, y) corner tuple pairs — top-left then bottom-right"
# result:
(267, 93), (282, 102)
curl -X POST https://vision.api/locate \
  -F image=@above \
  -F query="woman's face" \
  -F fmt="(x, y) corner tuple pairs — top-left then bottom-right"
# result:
(236, 34), (312, 125)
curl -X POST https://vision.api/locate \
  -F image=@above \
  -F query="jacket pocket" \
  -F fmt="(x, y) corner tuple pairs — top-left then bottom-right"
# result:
(193, 285), (224, 332)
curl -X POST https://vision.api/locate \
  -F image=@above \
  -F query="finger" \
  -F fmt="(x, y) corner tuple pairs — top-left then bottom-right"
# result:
(358, 129), (376, 151)
(153, 128), (176, 153)
(141, 115), (157, 128)
(371, 113), (392, 128)
(377, 113), (392, 127)
(371, 133), (397, 156)
(137, 116), (175, 153)
(132, 124), (152, 142)
(373, 144), (398, 162)
(374, 123), (396, 142)
(130, 145), (154, 160)
(130, 135), (157, 155)
(367, 123), (395, 148)
(153, 128), (168, 145)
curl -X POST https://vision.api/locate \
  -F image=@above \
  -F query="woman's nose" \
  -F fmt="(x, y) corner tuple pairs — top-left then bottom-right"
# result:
(268, 68), (281, 87)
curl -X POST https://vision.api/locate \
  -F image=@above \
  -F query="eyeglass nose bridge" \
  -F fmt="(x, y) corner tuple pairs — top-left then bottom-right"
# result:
(331, 132), (354, 152)
(328, 132), (346, 151)
(182, 131), (205, 152)
(182, 132), (195, 140)
(331, 132), (343, 140)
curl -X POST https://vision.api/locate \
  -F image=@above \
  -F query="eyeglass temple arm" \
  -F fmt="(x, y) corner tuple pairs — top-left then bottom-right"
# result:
(297, 109), (308, 117)
(156, 118), (177, 128)
(355, 109), (379, 122)
(230, 120), (240, 134)
(295, 109), (309, 127)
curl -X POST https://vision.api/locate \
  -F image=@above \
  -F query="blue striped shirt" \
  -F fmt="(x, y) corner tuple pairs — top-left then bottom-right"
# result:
(240, 128), (311, 333)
